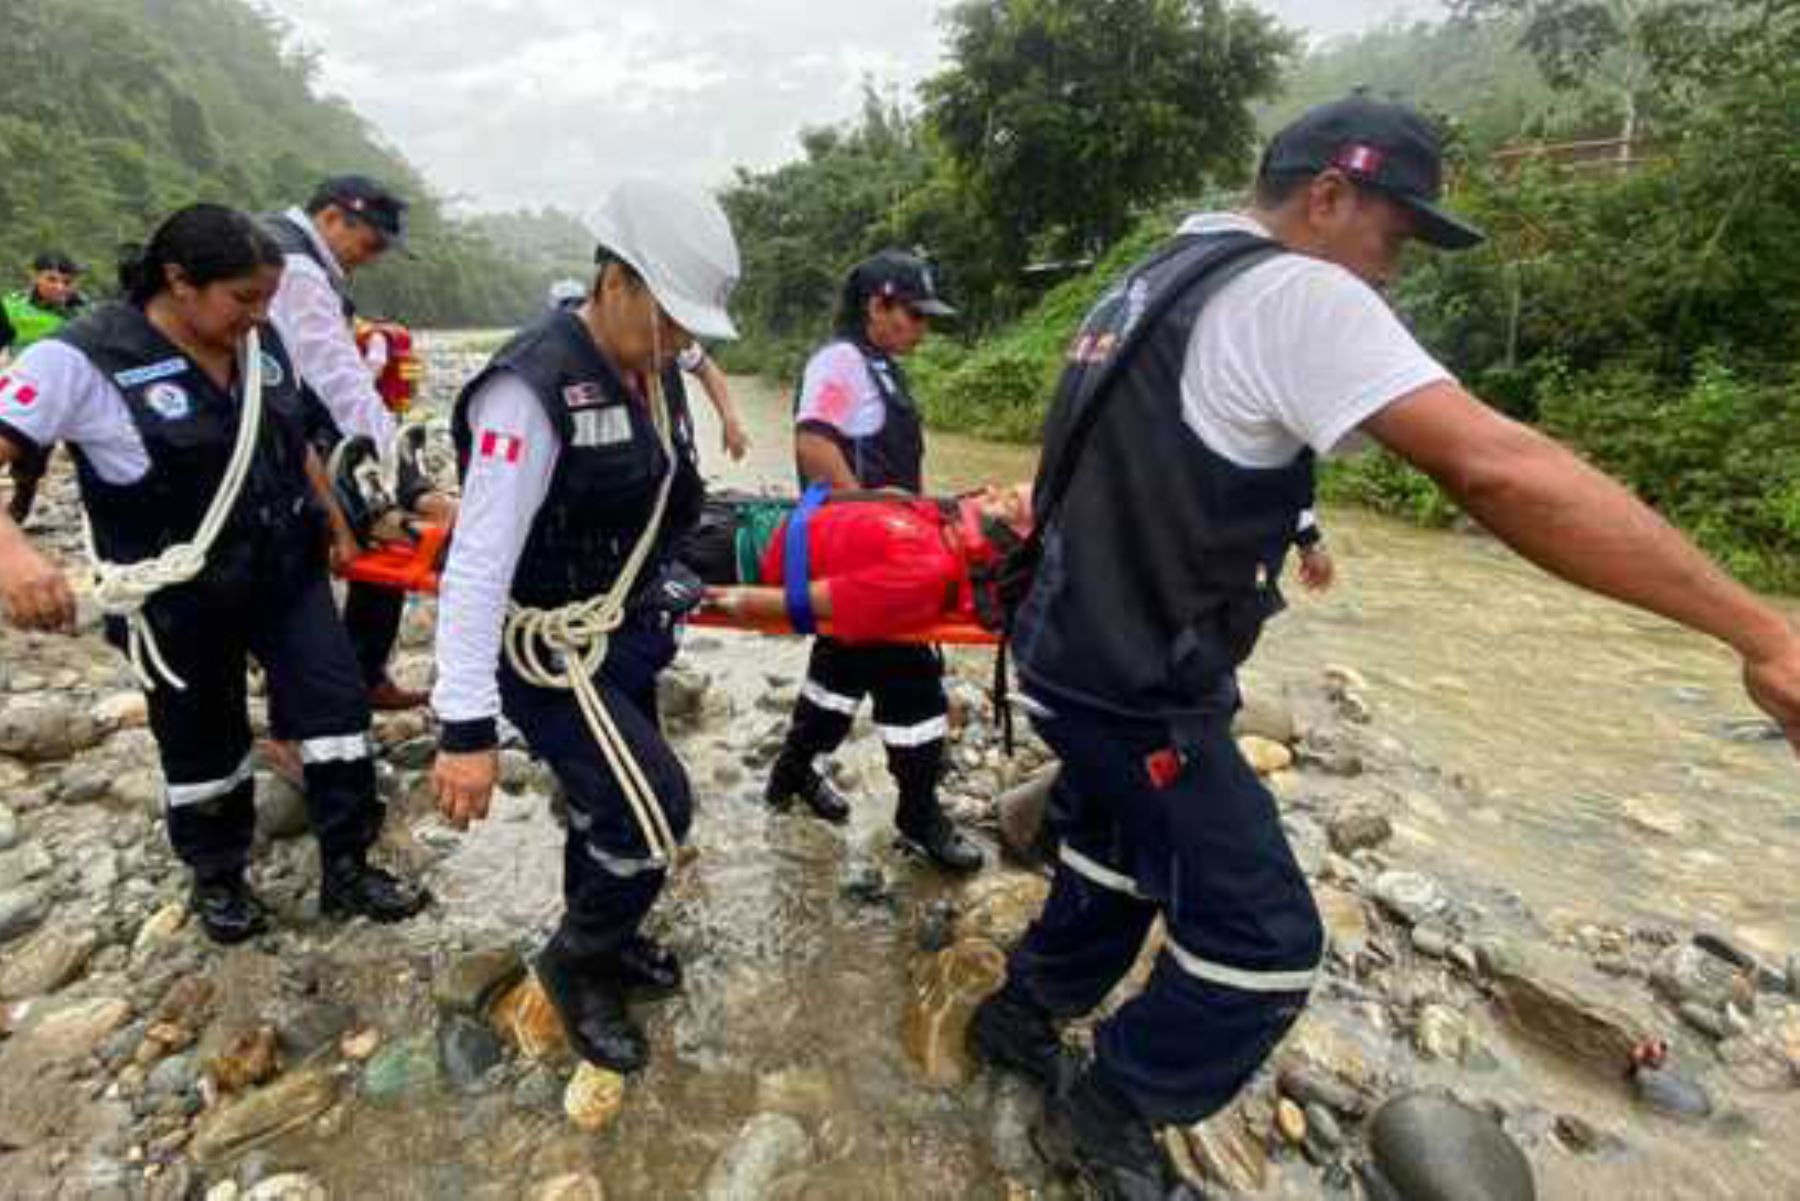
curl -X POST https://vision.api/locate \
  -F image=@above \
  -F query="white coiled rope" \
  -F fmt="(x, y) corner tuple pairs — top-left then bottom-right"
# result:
(500, 364), (680, 868)
(87, 330), (266, 692)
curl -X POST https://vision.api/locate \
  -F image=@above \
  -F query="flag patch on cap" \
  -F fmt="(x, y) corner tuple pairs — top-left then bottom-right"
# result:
(1336, 144), (1385, 176)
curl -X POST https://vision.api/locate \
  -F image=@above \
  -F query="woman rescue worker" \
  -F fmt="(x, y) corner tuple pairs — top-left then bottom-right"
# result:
(429, 178), (740, 1074)
(0, 204), (429, 944)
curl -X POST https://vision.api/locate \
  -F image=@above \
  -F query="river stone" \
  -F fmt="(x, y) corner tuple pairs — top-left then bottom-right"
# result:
(1371, 1091), (1535, 1201)
(209, 1026), (281, 1093)
(1415, 1005), (1470, 1062)
(1278, 1065), (1371, 1119)
(433, 947), (527, 1016)
(1491, 949), (1650, 1073)
(242, 1176), (327, 1201)
(17, 994), (131, 1062)
(93, 691), (149, 732)
(1323, 664), (1369, 697)
(658, 668), (710, 724)
(440, 1014), (505, 1092)
(952, 873), (1050, 948)
(532, 1173), (606, 1201)
(563, 1061), (626, 1133)
(1374, 871), (1449, 926)
(900, 938), (1007, 1086)
(362, 1032), (440, 1104)
(0, 924), (97, 998)
(1329, 804), (1393, 855)
(995, 764), (1057, 866)
(1651, 943), (1751, 1012)
(0, 697), (103, 762)
(1316, 887), (1370, 960)
(1630, 1065), (1712, 1121)
(254, 772), (310, 841)
(146, 1051), (199, 1100)
(0, 803), (17, 851)
(1238, 736), (1294, 776)
(0, 843), (51, 891)
(114, 768), (164, 817)
(490, 976), (570, 1062)
(1184, 1113), (1268, 1194)
(1233, 694), (1297, 745)
(700, 1112), (813, 1201)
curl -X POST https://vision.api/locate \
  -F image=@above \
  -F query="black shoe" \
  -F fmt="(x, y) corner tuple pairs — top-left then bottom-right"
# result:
(320, 856), (431, 923)
(533, 933), (649, 1073)
(611, 933), (682, 1000)
(970, 982), (1066, 1089)
(1037, 1069), (1187, 1201)
(897, 810), (985, 874)
(763, 756), (852, 824)
(190, 873), (270, 945)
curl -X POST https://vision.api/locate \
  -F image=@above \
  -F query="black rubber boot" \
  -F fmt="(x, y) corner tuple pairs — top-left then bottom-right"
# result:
(896, 802), (985, 874)
(533, 932), (649, 1073)
(319, 855), (430, 923)
(612, 932), (682, 1000)
(189, 872), (270, 945)
(763, 750), (852, 823)
(970, 979), (1066, 1088)
(1037, 1068), (1192, 1201)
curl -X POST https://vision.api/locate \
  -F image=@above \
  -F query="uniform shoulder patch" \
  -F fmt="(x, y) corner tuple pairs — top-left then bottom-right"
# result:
(144, 381), (191, 421)
(112, 357), (188, 389)
(257, 351), (286, 388)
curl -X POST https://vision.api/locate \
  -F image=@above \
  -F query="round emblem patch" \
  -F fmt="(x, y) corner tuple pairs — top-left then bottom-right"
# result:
(144, 382), (191, 421)
(258, 351), (285, 387)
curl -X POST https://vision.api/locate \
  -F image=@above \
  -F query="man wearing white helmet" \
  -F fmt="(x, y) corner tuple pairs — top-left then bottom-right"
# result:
(429, 178), (740, 1073)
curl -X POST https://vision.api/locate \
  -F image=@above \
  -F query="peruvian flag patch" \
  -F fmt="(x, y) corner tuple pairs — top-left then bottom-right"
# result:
(0, 375), (38, 407)
(478, 429), (524, 463)
(1336, 144), (1385, 176)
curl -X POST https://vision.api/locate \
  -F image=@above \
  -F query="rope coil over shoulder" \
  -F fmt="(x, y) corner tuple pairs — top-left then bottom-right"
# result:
(86, 330), (266, 692)
(500, 373), (681, 869)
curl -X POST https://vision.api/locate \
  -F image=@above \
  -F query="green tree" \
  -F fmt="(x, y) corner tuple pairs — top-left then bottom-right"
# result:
(923, 0), (1293, 270)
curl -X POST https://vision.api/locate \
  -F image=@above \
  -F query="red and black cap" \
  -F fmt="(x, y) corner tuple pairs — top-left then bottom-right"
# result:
(310, 174), (410, 251)
(1260, 95), (1484, 251)
(849, 250), (957, 317)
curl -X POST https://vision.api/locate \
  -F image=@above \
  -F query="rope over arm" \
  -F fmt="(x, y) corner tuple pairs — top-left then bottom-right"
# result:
(86, 330), (267, 691)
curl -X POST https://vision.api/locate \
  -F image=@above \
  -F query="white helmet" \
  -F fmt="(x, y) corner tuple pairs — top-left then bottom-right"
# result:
(592, 177), (741, 341)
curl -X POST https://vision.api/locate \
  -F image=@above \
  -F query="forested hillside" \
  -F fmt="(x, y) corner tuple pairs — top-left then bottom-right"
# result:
(0, 0), (578, 326)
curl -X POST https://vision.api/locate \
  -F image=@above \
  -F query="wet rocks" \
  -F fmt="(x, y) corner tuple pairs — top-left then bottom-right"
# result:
(1279, 1065), (1372, 1120)
(432, 946), (526, 1016)
(700, 1111), (813, 1201)
(17, 994), (131, 1062)
(658, 667), (711, 726)
(191, 1066), (339, 1166)
(995, 764), (1057, 865)
(440, 1015), (504, 1092)
(242, 1175), (327, 1201)
(0, 884), (48, 945)
(1183, 1112), (1268, 1194)
(1630, 1064), (1712, 1121)
(562, 1061), (625, 1133)
(901, 938), (1007, 1086)
(1491, 949), (1651, 1073)
(1414, 1005), (1472, 1063)
(361, 1032), (440, 1104)
(532, 1172), (607, 1201)
(254, 772), (310, 842)
(1328, 803), (1393, 855)
(1370, 1090), (1536, 1201)
(209, 1026), (281, 1093)
(0, 696), (103, 762)
(1373, 871), (1449, 926)
(489, 976), (570, 1062)
(1651, 943), (1753, 1013)
(1237, 735), (1294, 777)
(0, 802), (17, 851)
(0, 924), (97, 998)
(1232, 693), (1297, 746)
(1316, 887), (1371, 961)
(951, 873), (1049, 947)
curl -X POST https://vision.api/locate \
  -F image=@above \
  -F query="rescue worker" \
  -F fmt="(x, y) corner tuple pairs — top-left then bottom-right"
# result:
(690, 484), (1031, 640)
(264, 175), (457, 711)
(2, 253), (87, 524)
(762, 250), (983, 873)
(429, 178), (739, 1074)
(966, 95), (1800, 1198)
(0, 204), (428, 944)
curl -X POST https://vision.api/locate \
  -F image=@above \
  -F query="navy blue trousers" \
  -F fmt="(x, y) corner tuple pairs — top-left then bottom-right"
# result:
(1006, 694), (1324, 1123)
(500, 620), (693, 956)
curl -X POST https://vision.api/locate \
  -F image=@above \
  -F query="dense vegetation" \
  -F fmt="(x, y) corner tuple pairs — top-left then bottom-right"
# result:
(0, 0), (586, 326)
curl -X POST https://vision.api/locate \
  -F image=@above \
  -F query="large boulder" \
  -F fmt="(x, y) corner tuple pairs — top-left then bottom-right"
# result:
(1370, 1091), (1536, 1201)
(1491, 948), (1655, 1074)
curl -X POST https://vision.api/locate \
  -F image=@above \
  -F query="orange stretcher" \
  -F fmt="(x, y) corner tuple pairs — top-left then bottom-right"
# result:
(336, 528), (1001, 646)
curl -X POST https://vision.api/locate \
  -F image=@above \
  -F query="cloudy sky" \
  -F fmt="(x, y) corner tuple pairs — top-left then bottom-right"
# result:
(262, 0), (1439, 216)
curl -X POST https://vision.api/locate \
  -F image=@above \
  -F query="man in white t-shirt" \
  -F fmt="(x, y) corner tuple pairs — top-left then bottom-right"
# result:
(970, 95), (1800, 1197)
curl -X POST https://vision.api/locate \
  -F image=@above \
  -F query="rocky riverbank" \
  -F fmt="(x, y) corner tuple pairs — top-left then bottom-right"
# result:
(1, 343), (1795, 1199)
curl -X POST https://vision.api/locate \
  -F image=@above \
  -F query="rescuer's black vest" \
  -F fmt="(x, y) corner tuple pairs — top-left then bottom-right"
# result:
(794, 337), (924, 493)
(1011, 231), (1313, 719)
(453, 309), (702, 609)
(57, 304), (324, 596)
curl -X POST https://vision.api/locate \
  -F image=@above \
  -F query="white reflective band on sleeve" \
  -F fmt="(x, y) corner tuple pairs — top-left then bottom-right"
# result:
(799, 680), (860, 716)
(585, 842), (666, 878)
(165, 753), (254, 809)
(299, 733), (371, 765)
(1166, 935), (1320, 993)
(877, 715), (948, 748)
(1058, 844), (1144, 898)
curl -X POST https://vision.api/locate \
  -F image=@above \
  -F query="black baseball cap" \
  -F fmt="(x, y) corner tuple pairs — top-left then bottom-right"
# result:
(309, 174), (410, 250)
(1260, 96), (1484, 251)
(850, 250), (956, 317)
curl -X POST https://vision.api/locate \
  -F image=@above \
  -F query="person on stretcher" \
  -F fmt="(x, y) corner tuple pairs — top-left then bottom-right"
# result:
(684, 484), (1033, 642)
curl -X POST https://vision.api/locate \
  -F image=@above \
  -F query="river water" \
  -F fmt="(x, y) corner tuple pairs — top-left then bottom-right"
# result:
(341, 347), (1800, 1199)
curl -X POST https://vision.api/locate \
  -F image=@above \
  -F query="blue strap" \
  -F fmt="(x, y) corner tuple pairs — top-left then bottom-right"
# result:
(784, 483), (831, 634)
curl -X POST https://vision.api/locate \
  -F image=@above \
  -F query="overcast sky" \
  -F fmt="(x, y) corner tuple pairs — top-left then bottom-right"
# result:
(261, 0), (1440, 217)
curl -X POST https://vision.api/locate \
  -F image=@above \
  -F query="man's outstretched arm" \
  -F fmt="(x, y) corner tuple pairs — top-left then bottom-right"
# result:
(1364, 382), (1800, 750)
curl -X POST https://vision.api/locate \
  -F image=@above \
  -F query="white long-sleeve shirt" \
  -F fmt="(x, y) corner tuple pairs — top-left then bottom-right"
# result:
(429, 373), (560, 725)
(267, 207), (397, 449)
